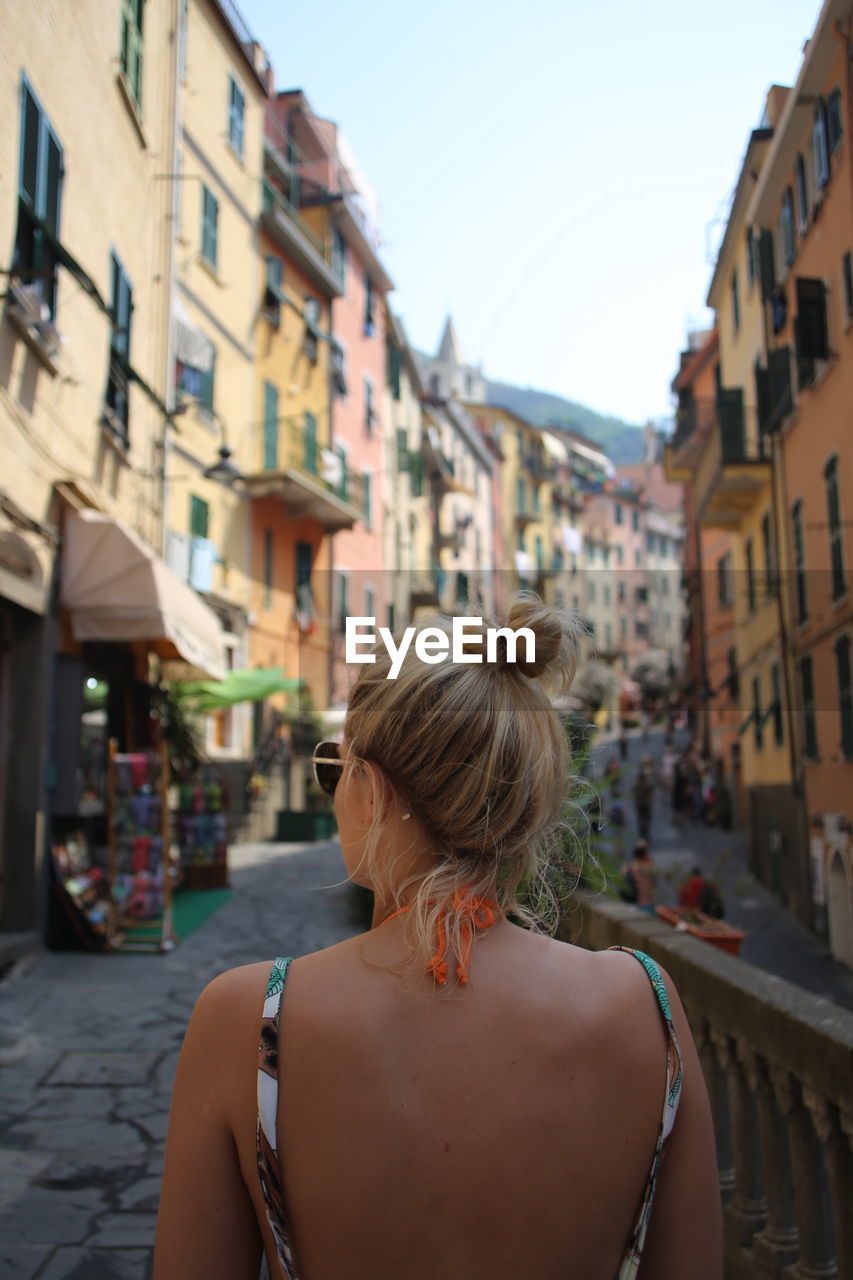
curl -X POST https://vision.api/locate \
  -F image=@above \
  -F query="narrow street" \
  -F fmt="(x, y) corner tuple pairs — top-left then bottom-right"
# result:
(1, 731), (852, 1279)
(589, 728), (853, 1011)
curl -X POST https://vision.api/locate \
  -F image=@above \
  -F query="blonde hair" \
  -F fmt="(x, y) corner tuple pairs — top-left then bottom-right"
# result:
(343, 593), (585, 987)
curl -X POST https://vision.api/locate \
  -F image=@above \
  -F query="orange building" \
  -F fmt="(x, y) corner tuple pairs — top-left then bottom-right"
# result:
(666, 329), (743, 818)
(747, 0), (853, 960)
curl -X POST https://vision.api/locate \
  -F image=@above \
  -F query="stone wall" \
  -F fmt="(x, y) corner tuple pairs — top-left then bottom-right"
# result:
(562, 895), (853, 1279)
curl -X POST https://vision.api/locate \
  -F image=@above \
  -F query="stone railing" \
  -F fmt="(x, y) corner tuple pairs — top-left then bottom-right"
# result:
(562, 896), (853, 1280)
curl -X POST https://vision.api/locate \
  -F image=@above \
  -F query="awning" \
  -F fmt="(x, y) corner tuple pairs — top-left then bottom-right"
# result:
(61, 509), (226, 679)
(177, 668), (304, 712)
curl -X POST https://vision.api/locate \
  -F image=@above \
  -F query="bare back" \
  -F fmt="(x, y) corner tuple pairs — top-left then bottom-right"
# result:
(218, 921), (720, 1280)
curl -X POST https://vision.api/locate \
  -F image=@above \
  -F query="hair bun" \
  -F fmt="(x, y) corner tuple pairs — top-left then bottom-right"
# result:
(505, 592), (584, 693)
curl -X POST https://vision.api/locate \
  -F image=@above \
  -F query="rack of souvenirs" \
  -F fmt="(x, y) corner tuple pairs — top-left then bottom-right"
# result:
(50, 828), (114, 949)
(106, 739), (174, 952)
(176, 769), (229, 889)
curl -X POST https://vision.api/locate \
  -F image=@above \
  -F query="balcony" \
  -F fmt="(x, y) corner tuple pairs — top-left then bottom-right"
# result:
(664, 399), (718, 482)
(676, 396), (772, 529)
(242, 420), (363, 532)
(260, 179), (342, 299)
(524, 450), (554, 483)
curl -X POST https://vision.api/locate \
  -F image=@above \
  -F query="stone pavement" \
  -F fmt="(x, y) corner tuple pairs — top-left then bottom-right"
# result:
(0, 840), (361, 1280)
(3, 734), (853, 1279)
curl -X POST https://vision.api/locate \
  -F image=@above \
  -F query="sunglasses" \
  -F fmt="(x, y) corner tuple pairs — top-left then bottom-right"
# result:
(312, 741), (346, 797)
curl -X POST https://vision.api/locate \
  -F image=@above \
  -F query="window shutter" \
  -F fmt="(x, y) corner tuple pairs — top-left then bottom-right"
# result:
(716, 386), (745, 461)
(190, 495), (210, 538)
(766, 347), (792, 432)
(19, 82), (40, 210)
(754, 361), (770, 434)
(837, 635), (853, 757)
(303, 411), (317, 474)
(263, 382), (278, 469)
(43, 129), (63, 234)
(759, 230), (776, 301)
(801, 656), (817, 758)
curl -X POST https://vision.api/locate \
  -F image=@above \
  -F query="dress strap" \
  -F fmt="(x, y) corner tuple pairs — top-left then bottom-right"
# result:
(608, 946), (684, 1279)
(256, 958), (301, 1278)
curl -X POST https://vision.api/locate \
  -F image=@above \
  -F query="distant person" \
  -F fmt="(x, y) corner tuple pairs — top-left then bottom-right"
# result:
(633, 756), (657, 841)
(621, 840), (657, 910)
(678, 867), (725, 918)
(618, 728), (629, 761)
(661, 741), (679, 800)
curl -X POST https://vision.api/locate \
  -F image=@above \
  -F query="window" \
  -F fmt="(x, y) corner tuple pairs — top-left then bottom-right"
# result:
(295, 541), (314, 624)
(119, 0), (144, 110)
(825, 455), (846, 600)
(634, 549), (641, 568)
(843, 252), (853, 321)
(792, 500), (808, 623)
(262, 381), (278, 470)
(620, 616), (627, 638)
(104, 252), (133, 444)
(618, 580), (626, 603)
(386, 334), (401, 400)
(201, 185), (218, 269)
(303, 297), (320, 363)
(746, 537), (756, 613)
(332, 228), (346, 289)
(410, 450), (424, 497)
(177, 341), (216, 412)
(780, 188), (796, 266)
(617, 546), (624, 566)
(330, 340), (347, 397)
(363, 377), (375, 435)
(14, 78), (63, 321)
(731, 268), (741, 333)
(801, 655), (818, 758)
(827, 88), (843, 154)
(770, 663), (784, 745)
(836, 634), (853, 758)
(717, 553), (732, 607)
(190, 494), (209, 538)
(614, 503), (623, 525)
(632, 508), (639, 532)
(228, 77), (245, 159)
(795, 155), (808, 236)
(517, 477), (526, 514)
(532, 484), (541, 515)
(336, 572), (348, 633)
(365, 586), (375, 619)
(635, 620), (649, 639)
(727, 647), (739, 701)
(587, 579), (596, 603)
(761, 511), (776, 598)
(263, 528), (273, 609)
(794, 278), (829, 390)
(362, 470), (372, 529)
(813, 99), (830, 189)
(364, 272), (375, 336)
(646, 531), (655, 555)
(263, 256), (283, 327)
(752, 675), (763, 750)
(603, 583), (611, 607)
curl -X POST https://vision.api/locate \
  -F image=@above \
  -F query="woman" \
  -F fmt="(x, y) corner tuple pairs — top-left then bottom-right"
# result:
(155, 598), (722, 1280)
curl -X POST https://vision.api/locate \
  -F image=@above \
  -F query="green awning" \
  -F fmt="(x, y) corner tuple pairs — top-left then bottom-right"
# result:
(177, 667), (304, 712)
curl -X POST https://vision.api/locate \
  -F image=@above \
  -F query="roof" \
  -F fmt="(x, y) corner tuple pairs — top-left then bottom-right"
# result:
(437, 316), (462, 364)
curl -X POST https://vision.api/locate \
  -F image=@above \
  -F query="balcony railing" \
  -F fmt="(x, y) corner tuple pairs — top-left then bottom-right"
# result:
(262, 179), (329, 263)
(244, 419), (364, 530)
(565, 896), (853, 1280)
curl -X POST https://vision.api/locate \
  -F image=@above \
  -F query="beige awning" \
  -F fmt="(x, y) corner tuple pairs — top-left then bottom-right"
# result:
(61, 509), (227, 679)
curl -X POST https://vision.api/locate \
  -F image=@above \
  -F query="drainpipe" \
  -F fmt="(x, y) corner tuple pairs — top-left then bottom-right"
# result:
(159, 0), (186, 557)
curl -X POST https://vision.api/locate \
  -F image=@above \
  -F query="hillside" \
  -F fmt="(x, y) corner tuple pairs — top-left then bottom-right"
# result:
(485, 379), (645, 464)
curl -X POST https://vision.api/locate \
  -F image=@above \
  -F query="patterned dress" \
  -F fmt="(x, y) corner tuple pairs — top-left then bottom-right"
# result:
(255, 947), (684, 1280)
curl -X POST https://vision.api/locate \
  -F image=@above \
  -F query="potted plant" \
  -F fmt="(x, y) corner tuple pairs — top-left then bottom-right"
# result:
(655, 905), (746, 957)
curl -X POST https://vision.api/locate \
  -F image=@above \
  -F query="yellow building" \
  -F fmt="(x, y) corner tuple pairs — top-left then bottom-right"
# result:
(463, 404), (556, 605)
(162, 0), (271, 759)
(243, 90), (360, 716)
(0, 0), (226, 937)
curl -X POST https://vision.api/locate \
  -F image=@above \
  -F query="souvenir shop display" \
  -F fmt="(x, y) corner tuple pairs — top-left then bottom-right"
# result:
(106, 738), (174, 951)
(176, 768), (230, 889)
(50, 829), (113, 950)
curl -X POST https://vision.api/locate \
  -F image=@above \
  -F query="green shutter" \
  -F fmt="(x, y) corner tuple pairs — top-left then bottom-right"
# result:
(19, 82), (40, 208)
(303, 412), (317, 474)
(190, 495), (209, 538)
(837, 636), (853, 757)
(263, 382), (279, 469)
(397, 428), (410, 472)
(296, 541), (313, 589)
(410, 451), (423, 497)
(801, 656), (818, 758)
(717, 387), (745, 462)
(120, 0), (144, 108)
(759, 230), (776, 301)
(202, 187), (218, 267)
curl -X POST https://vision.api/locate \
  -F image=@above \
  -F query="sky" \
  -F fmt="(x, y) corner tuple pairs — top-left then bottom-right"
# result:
(237, 0), (823, 425)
